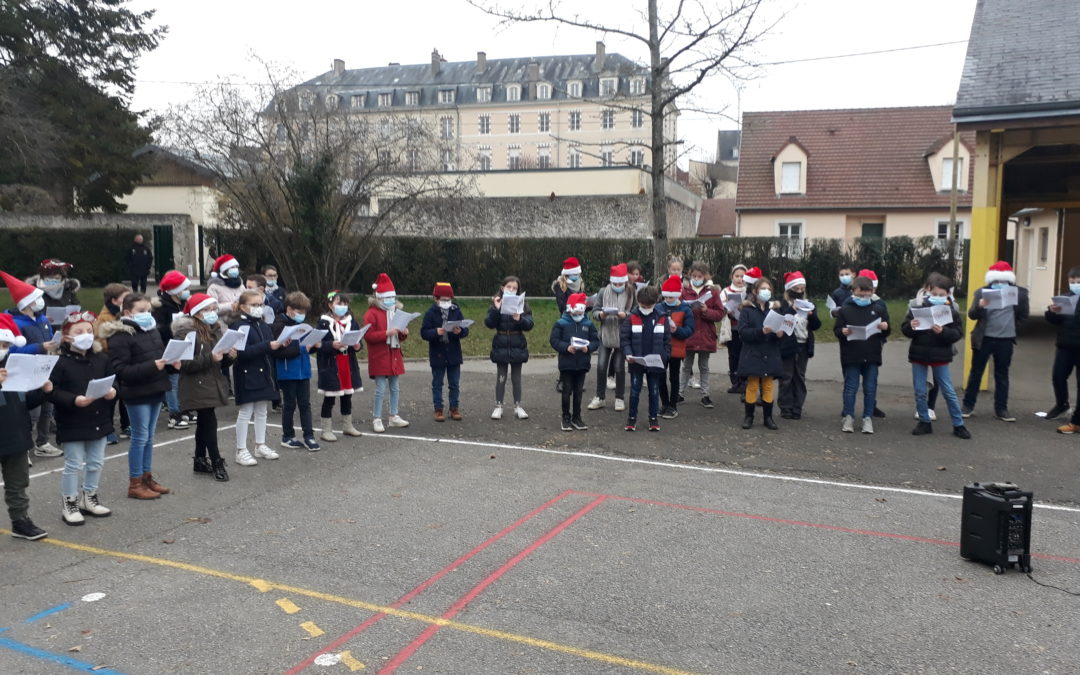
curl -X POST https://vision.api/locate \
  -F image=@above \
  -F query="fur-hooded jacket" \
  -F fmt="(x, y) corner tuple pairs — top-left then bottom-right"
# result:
(98, 316), (173, 401)
(735, 296), (784, 378)
(25, 274), (81, 308)
(171, 315), (232, 410)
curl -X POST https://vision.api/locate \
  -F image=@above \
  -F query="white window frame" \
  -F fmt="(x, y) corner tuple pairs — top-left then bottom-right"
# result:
(441, 148), (456, 172)
(508, 113), (520, 134)
(439, 115), (454, 140)
(1039, 226), (1050, 264)
(438, 89), (456, 104)
(568, 144), (582, 168)
(325, 94), (339, 110)
(630, 147), (645, 167)
(407, 149), (421, 172)
(780, 161), (803, 194)
(537, 83), (551, 100)
(601, 144), (615, 167)
(600, 77), (617, 96)
(478, 114), (491, 135)
(378, 118), (391, 139)
(537, 144), (551, 169)
(377, 92), (392, 107)
(629, 77), (645, 95)
(476, 86), (492, 103)
(506, 84), (521, 102)
(350, 94), (365, 109)
(477, 146), (492, 172)
(507, 145), (522, 170)
(567, 81), (582, 98)
(941, 157), (965, 192)
(299, 91), (314, 111)
(776, 221), (805, 247)
(538, 111), (551, 133)
(631, 109), (644, 128)
(405, 91), (420, 106)
(568, 110), (581, 131)
(601, 109), (615, 130)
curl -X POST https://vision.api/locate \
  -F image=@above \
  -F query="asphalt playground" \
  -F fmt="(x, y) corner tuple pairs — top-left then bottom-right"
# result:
(3, 324), (1080, 674)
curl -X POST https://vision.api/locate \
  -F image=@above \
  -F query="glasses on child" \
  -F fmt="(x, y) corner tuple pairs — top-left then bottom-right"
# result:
(63, 311), (98, 325)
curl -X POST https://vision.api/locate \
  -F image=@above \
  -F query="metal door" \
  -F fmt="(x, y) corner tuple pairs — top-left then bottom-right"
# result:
(152, 224), (174, 278)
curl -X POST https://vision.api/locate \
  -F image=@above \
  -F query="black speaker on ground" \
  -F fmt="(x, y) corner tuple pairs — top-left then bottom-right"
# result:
(960, 482), (1033, 574)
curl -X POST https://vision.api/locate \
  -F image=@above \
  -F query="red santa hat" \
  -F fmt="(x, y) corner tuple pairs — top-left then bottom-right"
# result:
(159, 270), (191, 295)
(567, 292), (587, 312)
(743, 266), (763, 285)
(39, 258), (73, 277)
(183, 293), (217, 316)
(858, 269), (879, 288)
(0, 270), (44, 311)
(784, 271), (806, 291)
(661, 275), (684, 298)
(0, 312), (27, 348)
(609, 263), (629, 284)
(985, 260), (1016, 285)
(433, 282), (454, 298)
(372, 273), (396, 298)
(211, 254), (239, 278)
(562, 257), (582, 276)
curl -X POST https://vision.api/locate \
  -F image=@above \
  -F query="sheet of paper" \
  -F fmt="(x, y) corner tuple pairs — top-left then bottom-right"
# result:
(388, 311), (421, 333)
(277, 323), (313, 344)
(500, 292), (526, 315)
(794, 299), (815, 314)
(910, 307), (935, 331)
(0, 354), (59, 391)
(1052, 295), (1078, 316)
(570, 336), (590, 349)
(693, 291), (713, 305)
(781, 314), (797, 335)
(723, 292), (743, 316)
(585, 293), (599, 307)
(299, 328), (329, 348)
(232, 325), (250, 351)
(84, 374), (115, 400)
(763, 310), (787, 333)
(826, 295), (838, 312)
(626, 355), (646, 365)
(262, 306), (275, 325)
(45, 307), (69, 326)
(340, 324), (371, 346)
(600, 306), (622, 315)
(644, 354), (664, 369)
(931, 304), (953, 326)
(983, 286), (1018, 310)
(161, 338), (195, 362)
(212, 329), (246, 354)
(42, 330), (63, 350)
(442, 319), (475, 331)
(847, 318), (883, 341)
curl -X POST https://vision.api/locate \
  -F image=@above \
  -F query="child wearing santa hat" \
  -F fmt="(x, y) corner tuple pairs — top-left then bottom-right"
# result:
(551, 258), (584, 395)
(549, 292), (600, 431)
(364, 274), (410, 433)
(206, 254), (244, 311)
(152, 270), (193, 431)
(736, 276), (784, 430)
(856, 269), (888, 419)
(421, 282), (469, 422)
(485, 276), (534, 420)
(27, 258), (81, 316)
(719, 264), (750, 395)
(961, 260), (1030, 422)
(587, 263), (635, 413)
(777, 271), (820, 420)
(0, 314), (52, 540)
(679, 261), (727, 409)
(658, 275), (694, 418)
(316, 291), (365, 440)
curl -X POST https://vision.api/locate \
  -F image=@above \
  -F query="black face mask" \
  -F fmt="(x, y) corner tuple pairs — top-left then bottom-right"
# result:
(106, 301), (121, 317)
(789, 291), (804, 299)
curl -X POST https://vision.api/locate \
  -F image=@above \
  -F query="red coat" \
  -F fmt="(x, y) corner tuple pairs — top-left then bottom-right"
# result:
(362, 303), (407, 377)
(681, 283), (726, 353)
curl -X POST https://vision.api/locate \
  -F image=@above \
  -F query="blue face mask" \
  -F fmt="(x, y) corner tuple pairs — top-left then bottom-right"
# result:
(227, 268), (240, 279)
(200, 311), (219, 326)
(179, 290), (191, 301)
(691, 278), (705, 288)
(42, 278), (62, 286)
(333, 304), (349, 317)
(291, 312), (306, 323)
(852, 296), (872, 307)
(839, 275), (852, 286)
(382, 298), (396, 309)
(757, 289), (772, 303)
(664, 299), (679, 307)
(928, 295), (948, 306)
(612, 285), (625, 294)
(567, 275), (580, 283)
(132, 312), (155, 329)
(1071, 283), (1080, 295)
(571, 313), (586, 322)
(990, 282), (1007, 290)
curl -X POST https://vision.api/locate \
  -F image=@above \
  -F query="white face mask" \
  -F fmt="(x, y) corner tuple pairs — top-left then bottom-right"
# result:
(72, 333), (95, 351)
(247, 306), (264, 319)
(0, 348), (8, 361)
(639, 306), (654, 316)
(438, 300), (452, 310)
(29, 298), (46, 313)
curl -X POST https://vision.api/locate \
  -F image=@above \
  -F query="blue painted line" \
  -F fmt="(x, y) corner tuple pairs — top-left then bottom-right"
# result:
(24, 602), (72, 623)
(0, 636), (125, 673)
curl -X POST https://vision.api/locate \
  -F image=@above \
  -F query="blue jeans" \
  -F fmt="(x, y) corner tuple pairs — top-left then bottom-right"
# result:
(373, 376), (400, 418)
(842, 363), (879, 419)
(61, 439), (107, 497)
(126, 401), (161, 478)
(913, 363), (963, 427)
(963, 337), (1014, 412)
(628, 369), (661, 420)
(165, 373), (181, 414)
(431, 365), (461, 409)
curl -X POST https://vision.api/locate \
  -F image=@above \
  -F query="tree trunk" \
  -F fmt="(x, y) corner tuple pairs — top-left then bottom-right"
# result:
(648, 0), (668, 279)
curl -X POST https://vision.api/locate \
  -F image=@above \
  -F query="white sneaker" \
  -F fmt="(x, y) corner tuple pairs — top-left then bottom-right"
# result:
(372, 418), (385, 433)
(914, 409), (938, 421)
(34, 442), (62, 458)
(841, 415), (855, 433)
(235, 448), (258, 466)
(861, 417), (874, 434)
(514, 405), (529, 420)
(614, 398), (626, 412)
(606, 376), (616, 390)
(253, 444), (279, 460)
(689, 377), (701, 389)
(62, 497), (84, 526)
(388, 415), (410, 428)
(491, 405), (504, 420)
(587, 396), (605, 410)
(78, 491), (111, 517)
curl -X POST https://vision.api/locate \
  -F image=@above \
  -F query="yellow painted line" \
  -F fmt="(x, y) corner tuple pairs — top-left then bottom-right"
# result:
(339, 650), (366, 671)
(276, 598), (301, 614)
(300, 621), (325, 638)
(1, 531), (700, 675)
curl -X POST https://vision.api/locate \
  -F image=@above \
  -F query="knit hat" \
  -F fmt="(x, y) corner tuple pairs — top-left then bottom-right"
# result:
(159, 270), (191, 295)
(609, 263), (629, 284)
(985, 260), (1016, 285)
(567, 293), (587, 312)
(433, 282), (454, 298)
(743, 267), (763, 285)
(562, 257), (582, 276)
(39, 259), (73, 277)
(0, 313), (27, 347)
(372, 273), (396, 298)
(211, 254), (239, 278)
(661, 275), (683, 298)
(858, 269), (879, 288)
(731, 263), (748, 276)
(784, 271), (806, 291)
(0, 270), (44, 310)
(183, 293), (217, 316)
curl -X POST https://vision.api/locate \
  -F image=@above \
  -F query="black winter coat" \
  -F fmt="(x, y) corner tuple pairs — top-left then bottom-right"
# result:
(901, 301), (963, 364)
(736, 302), (784, 377)
(230, 313), (280, 404)
(315, 315), (363, 394)
(778, 298), (821, 359)
(174, 317), (233, 410)
(1046, 293), (1080, 350)
(0, 387), (45, 457)
(151, 292), (185, 346)
(549, 314), (600, 371)
(47, 345), (115, 442)
(619, 308), (671, 374)
(833, 298), (892, 367)
(125, 243), (153, 275)
(103, 319), (171, 402)
(420, 303), (469, 367)
(484, 301), (534, 364)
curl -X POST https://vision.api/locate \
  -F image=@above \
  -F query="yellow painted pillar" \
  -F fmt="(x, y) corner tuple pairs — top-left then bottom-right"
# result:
(963, 130), (1004, 388)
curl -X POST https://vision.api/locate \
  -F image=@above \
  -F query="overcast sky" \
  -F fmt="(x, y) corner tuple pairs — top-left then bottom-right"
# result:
(130, 0), (977, 162)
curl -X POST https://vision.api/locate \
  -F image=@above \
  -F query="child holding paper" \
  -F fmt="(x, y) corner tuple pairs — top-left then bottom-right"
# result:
(485, 276), (534, 421)
(272, 292), (320, 450)
(363, 274), (409, 433)
(777, 272), (820, 421)
(551, 258), (584, 394)
(95, 283), (131, 442)
(174, 294), (235, 480)
(47, 312), (117, 524)
(152, 270), (193, 431)
(658, 275), (694, 418)
(230, 290), (284, 467)
(1046, 266), (1080, 431)
(829, 264), (855, 317)
(620, 286), (670, 432)
(421, 282), (469, 422)
(736, 277), (784, 430)
(550, 292), (600, 431)
(901, 276), (970, 439)
(587, 264), (635, 413)
(679, 261), (726, 409)
(317, 290), (364, 440)
(834, 276), (891, 434)
(719, 264), (749, 394)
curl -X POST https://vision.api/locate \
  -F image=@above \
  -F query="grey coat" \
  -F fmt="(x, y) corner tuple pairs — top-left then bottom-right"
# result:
(590, 284), (636, 348)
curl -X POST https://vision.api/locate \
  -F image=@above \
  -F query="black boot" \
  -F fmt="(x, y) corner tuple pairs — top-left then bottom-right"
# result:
(212, 458), (229, 482)
(762, 402), (778, 430)
(912, 421), (933, 435)
(193, 456), (213, 474)
(742, 403), (755, 429)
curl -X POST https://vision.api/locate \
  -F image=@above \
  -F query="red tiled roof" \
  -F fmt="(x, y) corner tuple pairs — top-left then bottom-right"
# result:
(735, 106), (975, 210)
(697, 198), (737, 236)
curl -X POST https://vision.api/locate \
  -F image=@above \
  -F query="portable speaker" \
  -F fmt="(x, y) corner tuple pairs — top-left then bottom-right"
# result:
(960, 482), (1033, 574)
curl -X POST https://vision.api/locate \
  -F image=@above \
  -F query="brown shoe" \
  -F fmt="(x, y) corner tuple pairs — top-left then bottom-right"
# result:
(433, 408), (446, 422)
(142, 472), (170, 495)
(1057, 423), (1080, 434)
(449, 407), (463, 421)
(128, 476), (160, 500)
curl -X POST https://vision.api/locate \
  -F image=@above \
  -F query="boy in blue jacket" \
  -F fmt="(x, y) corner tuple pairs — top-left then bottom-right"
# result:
(421, 283), (470, 422)
(620, 286), (671, 432)
(549, 292), (600, 431)
(271, 292), (320, 451)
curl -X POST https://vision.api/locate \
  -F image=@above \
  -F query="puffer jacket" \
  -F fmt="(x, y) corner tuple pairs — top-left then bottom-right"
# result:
(6, 310), (53, 355)
(270, 312), (313, 381)
(206, 276), (244, 310)
(102, 318), (171, 402)
(484, 296), (534, 364)
(230, 311), (279, 404)
(47, 343), (114, 443)
(420, 302), (469, 368)
(681, 283), (726, 352)
(833, 297), (892, 367)
(363, 300), (408, 378)
(619, 307), (671, 374)
(660, 299), (694, 359)
(1046, 292), (1080, 350)
(316, 313), (363, 393)
(736, 301), (784, 377)
(549, 313), (600, 371)
(0, 386), (45, 457)
(777, 298), (821, 359)
(590, 284), (635, 348)
(174, 316), (233, 410)
(901, 300), (963, 364)
(551, 277), (586, 315)
(26, 274), (81, 309)
(151, 291), (185, 346)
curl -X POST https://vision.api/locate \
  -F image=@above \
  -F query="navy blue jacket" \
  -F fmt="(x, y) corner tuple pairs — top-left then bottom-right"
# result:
(421, 303), (470, 368)
(736, 302), (784, 377)
(6, 310), (53, 354)
(619, 308), (671, 374)
(230, 312), (279, 404)
(833, 297), (892, 367)
(549, 313), (600, 371)
(778, 298), (821, 359)
(829, 284), (853, 313)
(0, 385), (45, 457)
(47, 345), (115, 443)
(315, 315), (363, 393)
(1046, 292), (1080, 350)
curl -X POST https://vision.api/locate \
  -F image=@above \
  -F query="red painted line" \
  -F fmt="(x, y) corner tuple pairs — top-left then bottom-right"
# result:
(377, 496), (608, 675)
(569, 490), (1080, 564)
(283, 490), (576, 675)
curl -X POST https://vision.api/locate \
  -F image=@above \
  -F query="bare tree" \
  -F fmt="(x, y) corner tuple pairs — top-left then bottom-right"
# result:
(468, 0), (772, 275)
(162, 65), (470, 299)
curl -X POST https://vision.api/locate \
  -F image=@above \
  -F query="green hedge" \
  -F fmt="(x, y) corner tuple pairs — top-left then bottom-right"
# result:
(0, 227), (144, 286)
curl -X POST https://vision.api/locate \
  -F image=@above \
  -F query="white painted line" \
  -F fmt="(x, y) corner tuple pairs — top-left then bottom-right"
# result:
(81, 593), (106, 603)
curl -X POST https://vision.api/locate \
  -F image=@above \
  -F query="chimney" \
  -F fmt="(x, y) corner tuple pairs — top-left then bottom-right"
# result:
(332, 59), (345, 76)
(593, 41), (606, 71)
(431, 48), (442, 76)
(527, 60), (540, 82)
(476, 51), (487, 74)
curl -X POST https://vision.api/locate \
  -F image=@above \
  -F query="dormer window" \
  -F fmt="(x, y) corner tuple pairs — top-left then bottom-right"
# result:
(567, 81), (582, 98)
(941, 157), (965, 192)
(377, 93), (392, 107)
(630, 78), (645, 95)
(476, 86), (492, 103)
(506, 84), (521, 102)
(537, 83), (551, 100)
(405, 91), (420, 106)
(781, 162), (802, 193)
(600, 78), (617, 96)
(299, 91), (314, 111)
(774, 139), (808, 195)
(438, 89), (456, 104)
(350, 94), (365, 109)
(325, 94), (339, 110)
